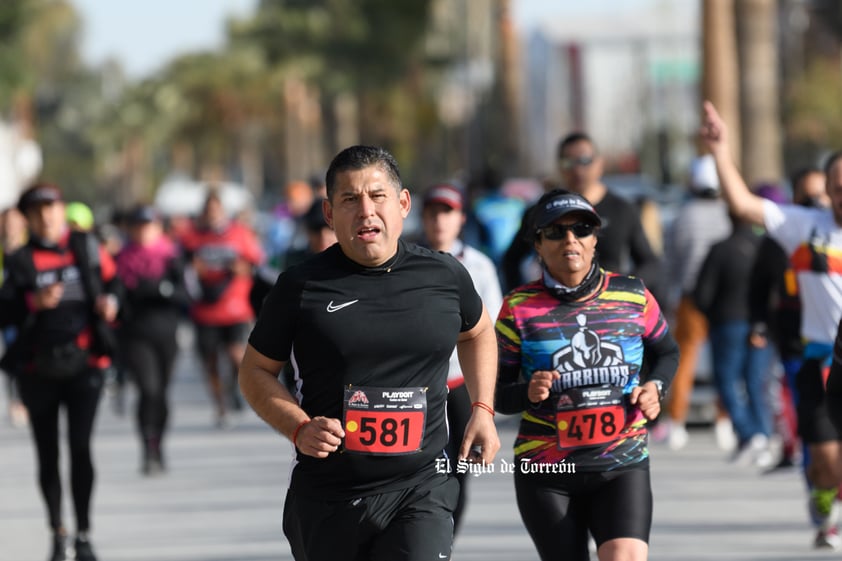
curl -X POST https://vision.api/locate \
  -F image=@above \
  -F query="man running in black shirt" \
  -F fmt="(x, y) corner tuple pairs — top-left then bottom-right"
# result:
(502, 132), (662, 296)
(239, 145), (500, 561)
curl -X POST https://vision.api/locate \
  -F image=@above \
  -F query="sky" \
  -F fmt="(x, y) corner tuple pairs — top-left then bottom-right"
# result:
(72, 0), (259, 78)
(71, 0), (673, 80)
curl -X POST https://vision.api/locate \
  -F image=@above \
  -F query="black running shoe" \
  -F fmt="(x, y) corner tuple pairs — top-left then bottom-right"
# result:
(74, 535), (98, 561)
(49, 534), (69, 561)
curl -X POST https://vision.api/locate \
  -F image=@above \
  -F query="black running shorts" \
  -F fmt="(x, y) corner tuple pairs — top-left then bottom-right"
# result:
(194, 322), (250, 359)
(283, 475), (458, 561)
(514, 467), (652, 561)
(795, 358), (842, 444)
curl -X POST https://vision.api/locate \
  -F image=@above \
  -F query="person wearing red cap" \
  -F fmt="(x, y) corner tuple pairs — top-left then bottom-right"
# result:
(421, 182), (503, 537)
(0, 183), (121, 561)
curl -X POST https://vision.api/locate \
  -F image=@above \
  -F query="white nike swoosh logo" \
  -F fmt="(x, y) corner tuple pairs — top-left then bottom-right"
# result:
(438, 555), (448, 559)
(326, 299), (359, 312)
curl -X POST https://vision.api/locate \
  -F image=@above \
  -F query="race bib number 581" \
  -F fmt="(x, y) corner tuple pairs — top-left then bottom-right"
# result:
(343, 386), (427, 455)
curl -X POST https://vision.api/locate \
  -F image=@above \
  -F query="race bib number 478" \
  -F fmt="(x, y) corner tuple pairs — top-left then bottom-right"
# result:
(343, 386), (427, 455)
(556, 386), (626, 450)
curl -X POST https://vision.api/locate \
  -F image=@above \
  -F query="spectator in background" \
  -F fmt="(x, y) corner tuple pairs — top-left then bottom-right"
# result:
(420, 182), (503, 536)
(502, 132), (662, 299)
(1, 205), (28, 428)
(65, 202), (94, 233)
(637, 196), (664, 257)
(179, 190), (263, 428)
(116, 205), (190, 475)
(470, 171), (531, 276)
(660, 155), (731, 450)
(694, 205), (774, 468)
(250, 198), (337, 318)
(262, 179), (317, 272)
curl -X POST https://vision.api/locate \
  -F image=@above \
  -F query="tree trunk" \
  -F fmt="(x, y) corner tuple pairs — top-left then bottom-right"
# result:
(496, 0), (522, 176)
(736, 0), (782, 186)
(702, 0), (741, 164)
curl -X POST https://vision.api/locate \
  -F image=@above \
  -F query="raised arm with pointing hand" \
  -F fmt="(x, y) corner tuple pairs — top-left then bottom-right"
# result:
(699, 100), (767, 226)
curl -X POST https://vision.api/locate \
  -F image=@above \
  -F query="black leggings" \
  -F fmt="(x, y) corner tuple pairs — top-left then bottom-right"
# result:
(515, 467), (652, 561)
(18, 369), (103, 532)
(121, 319), (179, 442)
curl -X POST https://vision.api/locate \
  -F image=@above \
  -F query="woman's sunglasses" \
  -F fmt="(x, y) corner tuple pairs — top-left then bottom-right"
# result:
(538, 222), (596, 240)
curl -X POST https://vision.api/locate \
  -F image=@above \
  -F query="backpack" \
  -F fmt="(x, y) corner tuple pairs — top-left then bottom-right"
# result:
(0, 231), (116, 376)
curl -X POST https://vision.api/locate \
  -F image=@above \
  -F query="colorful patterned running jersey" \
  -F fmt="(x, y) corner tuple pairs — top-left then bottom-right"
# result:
(763, 201), (842, 345)
(496, 271), (669, 471)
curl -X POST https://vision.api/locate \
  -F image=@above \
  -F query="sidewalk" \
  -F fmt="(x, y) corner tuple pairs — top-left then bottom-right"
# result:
(0, 345), (835, 561)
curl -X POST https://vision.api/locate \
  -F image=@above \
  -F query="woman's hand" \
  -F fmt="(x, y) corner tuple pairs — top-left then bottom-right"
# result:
(630, 381), (661, 421)
(528, 370), (560, 404)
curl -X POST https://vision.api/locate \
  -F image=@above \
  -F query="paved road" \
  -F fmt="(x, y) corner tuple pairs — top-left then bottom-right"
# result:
(0, 338), (836, 561)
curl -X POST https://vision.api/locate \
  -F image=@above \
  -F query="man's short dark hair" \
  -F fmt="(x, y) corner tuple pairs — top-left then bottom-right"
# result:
(823, 151), (842, 178)
(556, 132), (595, 160)
(324, 146), (402, 201)
(790, 166), (823, 191)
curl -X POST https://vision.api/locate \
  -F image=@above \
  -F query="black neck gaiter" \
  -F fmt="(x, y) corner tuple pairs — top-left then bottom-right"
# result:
(542, 260), (603, 303)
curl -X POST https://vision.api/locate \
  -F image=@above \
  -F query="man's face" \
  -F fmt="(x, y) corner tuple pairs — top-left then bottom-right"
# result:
(323, 165), (410, 267)
(202, 197), (227, 230)
(422, 203), (464, 252)
(25, 201), (67, 243)
(130, 220), (163, 247)
(795, 171), (830, 208)
(558, 140), (603, 194)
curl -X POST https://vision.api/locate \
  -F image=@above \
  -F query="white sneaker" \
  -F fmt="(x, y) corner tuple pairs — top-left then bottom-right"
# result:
(714, 418), (737, 452)
(732, 434), (769, 467)
(668, 421), (689, 451)
(814, 527), (841, 550)
(755, 434), (782, 469)
(749, 433), (769, 452)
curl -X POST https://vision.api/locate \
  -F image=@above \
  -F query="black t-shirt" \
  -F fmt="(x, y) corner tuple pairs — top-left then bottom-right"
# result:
(249, 239), (484, 499)
(693, 225), (762, 324)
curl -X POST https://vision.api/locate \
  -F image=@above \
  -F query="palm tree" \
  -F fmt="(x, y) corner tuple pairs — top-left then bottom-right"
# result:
(701, 0), (741, 163)
(736, 0), (782, 185)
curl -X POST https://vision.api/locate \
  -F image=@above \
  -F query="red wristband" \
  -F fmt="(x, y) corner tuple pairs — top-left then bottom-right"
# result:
(471, 401), (495, 417)
(292, 419), (310, 448)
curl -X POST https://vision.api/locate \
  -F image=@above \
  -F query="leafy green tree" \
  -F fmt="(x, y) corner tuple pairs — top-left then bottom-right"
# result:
(784, 57), (842, 166)
(0, 0), (31, 109)
(233, 0), (435, 177)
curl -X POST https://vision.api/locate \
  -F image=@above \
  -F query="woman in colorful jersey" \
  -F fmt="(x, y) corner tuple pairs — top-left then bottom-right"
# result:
(495, 189), (679, 561)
